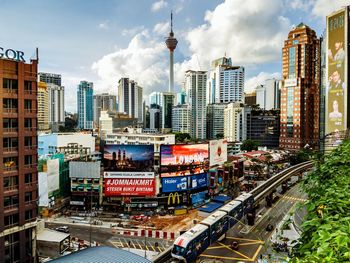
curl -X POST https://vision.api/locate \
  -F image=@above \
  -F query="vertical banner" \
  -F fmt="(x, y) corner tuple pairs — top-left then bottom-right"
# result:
(326, 9), (347, 135)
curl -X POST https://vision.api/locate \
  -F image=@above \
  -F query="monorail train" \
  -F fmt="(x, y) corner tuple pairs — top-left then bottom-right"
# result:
(171, 192), (254, 263)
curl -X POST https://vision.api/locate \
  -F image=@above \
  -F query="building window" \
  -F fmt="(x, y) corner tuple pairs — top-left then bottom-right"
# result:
(289, 47), (296, 79)
(25, 173), (32, 184)
(287, 87), (294, 137)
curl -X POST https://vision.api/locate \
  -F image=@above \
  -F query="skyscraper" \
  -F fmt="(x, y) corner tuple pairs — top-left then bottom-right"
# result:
(224, 102), (250, 142)
(37, 82), (50, 130)
(256, 79), (281, 110)
(118, 78), (143, 123)
(185, 70), (207, 139)
(207, 57), (244, 104)
(172, 104), (191, 134)
(148, 91), (174, 130)
(279, 23), (320, 150)
(38, 72), (61, 86)
(48, 83), (65, 131)
(206, 103), (228, 139)
(1, 51), (38, 262)
(93, 93), (116, 127)
(77, 81), (94, 130)
(165, 12), (178, 94)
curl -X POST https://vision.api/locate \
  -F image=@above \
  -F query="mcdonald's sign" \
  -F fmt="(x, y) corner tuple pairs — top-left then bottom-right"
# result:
(168, 192), (181, 205)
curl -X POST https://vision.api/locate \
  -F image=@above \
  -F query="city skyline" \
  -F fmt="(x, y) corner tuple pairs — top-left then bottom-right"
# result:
(1, 0), (347, 112)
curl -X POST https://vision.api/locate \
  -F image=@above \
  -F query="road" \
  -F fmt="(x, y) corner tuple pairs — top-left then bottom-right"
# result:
(198, 182), (307, 263)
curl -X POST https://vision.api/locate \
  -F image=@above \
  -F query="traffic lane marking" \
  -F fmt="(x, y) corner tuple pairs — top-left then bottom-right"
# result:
(238, 241), (264, 246)
(217, 242), (250, 260)
(226, 237), (264, 243)
(251, 245), (263, 261)
(200, 254), (254, 262)
(207, 245), (225, 249)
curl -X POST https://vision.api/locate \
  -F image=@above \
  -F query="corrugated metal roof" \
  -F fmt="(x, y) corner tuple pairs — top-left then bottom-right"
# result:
(50, 246), (152, 263)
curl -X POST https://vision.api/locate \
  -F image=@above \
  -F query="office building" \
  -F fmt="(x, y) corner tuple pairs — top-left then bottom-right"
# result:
(38, 72), (61, 86)
(0, 52), (39, 262)
(207, 57), (244, 104)
(246, 109), (280, 148)
(256, 79), (281, 110)
(185, 70), (207, 140)
(172, 104), (191, 134)
(279, 23), (320, 150)
(160, 92), (174, 131)
(206, 103), (228, 139)
(93, 93), (116, 127)
(38, 81), (50, 130)
(48, 83), (65, 132)
(118, 78), (143, 123)
(176, 90), (186, 105)
(244, 91), (257, 106)
(77, 81), (94, 130)
(224, 102), (251, 142)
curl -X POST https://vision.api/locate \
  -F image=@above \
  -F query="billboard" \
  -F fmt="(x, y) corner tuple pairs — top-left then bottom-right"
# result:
(161, 173), (208, 193)
(103, 145), (154, 172)
(209, 139), (228, 166)
(160, 144), (209, 177)
(161, 177), (188, 193)
(104, 176), (155, 196)
(326, 9), (347, 134)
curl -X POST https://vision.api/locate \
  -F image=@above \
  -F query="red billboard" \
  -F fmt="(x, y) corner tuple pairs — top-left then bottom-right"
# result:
(160, 144), (209, 177)
(104, 177), (155, 196)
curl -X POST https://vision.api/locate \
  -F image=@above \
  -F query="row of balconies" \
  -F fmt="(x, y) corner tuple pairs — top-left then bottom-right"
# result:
(3, 88), (37, 96)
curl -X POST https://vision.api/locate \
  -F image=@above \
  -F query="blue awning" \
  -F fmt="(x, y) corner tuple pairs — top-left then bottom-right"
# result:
(198, 202), (223, 213)
(212, 195), (231, 204)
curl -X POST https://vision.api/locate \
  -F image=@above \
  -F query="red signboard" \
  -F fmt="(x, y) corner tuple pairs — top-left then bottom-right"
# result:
(104, 178), (155, 196)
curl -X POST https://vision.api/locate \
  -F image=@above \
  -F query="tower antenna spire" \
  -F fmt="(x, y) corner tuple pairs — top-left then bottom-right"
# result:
(171, 10), (173, 33)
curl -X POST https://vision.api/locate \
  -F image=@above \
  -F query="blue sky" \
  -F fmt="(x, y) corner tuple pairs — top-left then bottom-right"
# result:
(1, 0), (348, 112)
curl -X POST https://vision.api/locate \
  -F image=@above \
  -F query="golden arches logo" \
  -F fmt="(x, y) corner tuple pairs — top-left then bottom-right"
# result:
(168, 192), (180, 205)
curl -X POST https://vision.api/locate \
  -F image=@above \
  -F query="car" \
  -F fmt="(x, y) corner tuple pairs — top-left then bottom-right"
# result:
(55, 226), (69, 233)
(131, 214), (149, 221)
(266, 224), (274, 232)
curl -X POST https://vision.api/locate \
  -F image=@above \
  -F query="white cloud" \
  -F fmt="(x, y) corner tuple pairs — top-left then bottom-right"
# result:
(245, 72), (281, 93)
(153, 21), (170, 35)
(151, 0), (168, 12)
(311, 0), (349, 17)
(92, 30), (168, 96)
(122, 26), (145, 36)
(98, 22), (109, 30)
(288, 0), (313, 10)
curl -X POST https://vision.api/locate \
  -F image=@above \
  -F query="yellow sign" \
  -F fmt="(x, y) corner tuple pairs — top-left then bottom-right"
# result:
(168, 192), (180, 205)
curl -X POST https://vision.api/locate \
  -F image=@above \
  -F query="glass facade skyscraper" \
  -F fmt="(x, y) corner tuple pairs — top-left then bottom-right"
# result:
(77, 81), (94, 130)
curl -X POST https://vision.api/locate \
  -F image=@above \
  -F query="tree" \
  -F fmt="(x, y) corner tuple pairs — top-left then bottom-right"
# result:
(241, 139), (259, 151)
(174, 132), (191, 142)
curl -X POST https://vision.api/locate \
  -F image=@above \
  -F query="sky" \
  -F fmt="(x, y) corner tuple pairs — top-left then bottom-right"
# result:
(1, 0), (349, 112)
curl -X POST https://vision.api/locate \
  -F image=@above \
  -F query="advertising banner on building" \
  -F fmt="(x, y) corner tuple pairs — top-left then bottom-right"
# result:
(104, 171), (154, 179)
(103, 145), (154, 172)
(209, 139), (228, 166)
(160, 144), (209, 177)
(190, 173), (208, 190)
(161, 177), (188, 193)
(104, 177), (155, 196)
(326, 9), (347, 135)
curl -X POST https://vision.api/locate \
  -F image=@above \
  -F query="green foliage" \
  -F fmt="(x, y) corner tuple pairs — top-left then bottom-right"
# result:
(289, 149), (311, 165)
(241, 139), (259, 151)
(174, 132), (191, 142)
(291, 140), (350, 263)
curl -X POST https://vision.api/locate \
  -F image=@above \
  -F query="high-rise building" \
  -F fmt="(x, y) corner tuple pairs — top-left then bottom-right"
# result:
(38, 81), (50, 130)
(256, 79), (281, 110)
(165, 12), (178, 94)
(176, 90), (186, 105)
(1, 52), (38, 262)
(244, 91), (257, 106)
(172, 104), (191, 134)
(38, 72), (61, 86)
(149, 104), (162, 131)
(325, 7), (349, 138)
(185, 70), (207, 140)
(160, 92), (174, 131)
(118, 78), (143, 123)
(279, 23), (320, 150)
(207, 57), (244, 104)
(246, 108), (280, 148)
(48, 83), (65, 132)
(93, 93), (116, 127)
(77, 81), (94, 130)
(224, 102), (250, 142)
(149, 91), (161, 106)
(206, 103), (228, 139)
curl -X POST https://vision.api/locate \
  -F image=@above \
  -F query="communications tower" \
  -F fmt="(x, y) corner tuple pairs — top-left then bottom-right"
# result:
(165, 12), (178, 93)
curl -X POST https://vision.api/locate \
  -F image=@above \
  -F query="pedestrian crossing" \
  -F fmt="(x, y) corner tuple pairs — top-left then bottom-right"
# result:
(281, 195), (307, 203)
(110, 237), (167, 252)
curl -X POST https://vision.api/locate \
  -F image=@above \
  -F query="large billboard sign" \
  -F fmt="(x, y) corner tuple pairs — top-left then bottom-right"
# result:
(161, 173), (208, 193)
(209, 139), (228, 166)
(326, 9), (348, 134)
(160, 144), (209, 177)
(103, 145), (154, 172)
(104, 174), (155, 196)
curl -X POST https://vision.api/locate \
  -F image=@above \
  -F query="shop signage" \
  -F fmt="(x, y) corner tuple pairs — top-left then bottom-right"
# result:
(168, 192), (181, 205)
(0, 47), (25, 62)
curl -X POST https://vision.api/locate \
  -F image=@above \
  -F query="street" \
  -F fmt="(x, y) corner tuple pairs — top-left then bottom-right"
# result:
(198, 182), (307, 262)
